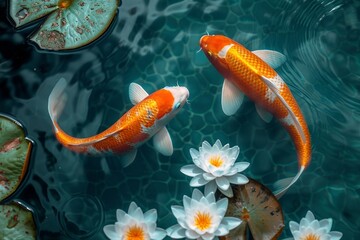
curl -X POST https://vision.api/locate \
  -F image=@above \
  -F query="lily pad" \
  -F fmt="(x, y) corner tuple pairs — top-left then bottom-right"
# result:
(0, 201), (36, 240)
(0, 114), (33, 202)
(220, 178), (284, 240)
(9, 0), (120, 50)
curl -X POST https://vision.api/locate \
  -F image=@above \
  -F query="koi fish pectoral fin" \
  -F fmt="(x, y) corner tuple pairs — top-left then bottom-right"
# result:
(273, 166), (305, 199)
(129, 82), (149, 105)
(252, 50), (286, 69)
(261, 76), (306, 143)
(221, 78), (244, 116)
(255, 104), (273, 123)
(121, 149), (138, 167)
(153, 127), (173, 156)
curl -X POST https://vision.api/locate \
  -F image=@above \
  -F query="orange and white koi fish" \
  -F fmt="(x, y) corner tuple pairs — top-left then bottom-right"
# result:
(200, 35), (311, 198)
(48, 78), (189, 167)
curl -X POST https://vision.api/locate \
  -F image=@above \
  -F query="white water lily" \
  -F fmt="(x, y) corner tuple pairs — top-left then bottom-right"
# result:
(167, 188), (242, 239)
(286, 210), (343, 240)
(103, 202), (166, 240)
(181, 139), (249, 197)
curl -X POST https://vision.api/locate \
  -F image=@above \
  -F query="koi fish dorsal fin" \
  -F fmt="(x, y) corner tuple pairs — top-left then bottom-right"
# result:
(221, 78), (244, 116)
(129, 83), (149, 105)
(252, 50), (286, 69)
(261, 75), (306, 143)
(153, 127), (173, 156)
(48, 78), (68, 127)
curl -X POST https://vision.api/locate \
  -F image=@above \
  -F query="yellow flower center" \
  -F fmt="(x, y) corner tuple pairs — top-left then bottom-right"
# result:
(301, 233), (320, 240)
(125, 225), (146, 240)
(58, 0), (74, 9)
(194, 211), (212, 231)
(209, 155), (223, 167)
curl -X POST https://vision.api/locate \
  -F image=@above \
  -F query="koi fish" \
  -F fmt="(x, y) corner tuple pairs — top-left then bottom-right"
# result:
(200, 35), (311, 198)
(48, 78), (189, 167)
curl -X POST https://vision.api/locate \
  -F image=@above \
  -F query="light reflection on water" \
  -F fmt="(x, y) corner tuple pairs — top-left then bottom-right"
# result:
(1, 0), (360, 239)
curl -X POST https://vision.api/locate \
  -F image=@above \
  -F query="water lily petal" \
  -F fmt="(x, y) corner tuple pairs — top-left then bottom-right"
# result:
(149, 228), (167, 240)
(190, 174), (208, 187)
(103, 224), (120, 240)
(203, 172), (216, 181)
(181, 165), (203, 177)
(133, 207), (144, 221)
(128, 202), (138, 215)
(219, 185), (234, 197)
(186, 229), (200, 239)
(305, 211), (316, 222)
(221, 217), (242, 231)
(214, 139), (223, 150)
(329, 231), (343, 240)
(116, 209), (126, 221)
(233, 162), (250, 172)
(289, 221), (300, 233)
(205, 191), (216, 204)
(201, 141), (212, 152)
(227, 146), (239, 162)
(215, 198), (228, 219)
(319, 218), (333, 232)
(144, 209), (157, 223)
(227, 173), (249, 185)
(171, 206), (185, 221)
(192, 188), (204, 201)
(216, 177), (230, 190)
(190, 148), (200, 161)
(167, 224), (186, 239)
(204, 180), (217, 196)
(214, 224), (230, 236)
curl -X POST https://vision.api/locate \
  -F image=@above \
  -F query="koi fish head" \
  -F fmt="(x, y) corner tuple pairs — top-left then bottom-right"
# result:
(151, 86), (189, 121)
(200, 35), (235, 74)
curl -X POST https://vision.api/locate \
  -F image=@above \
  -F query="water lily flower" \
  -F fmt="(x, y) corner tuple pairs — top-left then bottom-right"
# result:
(181, 140), (249, 197)
(286, 210), (343, 240)
(167, 188), (242, 239)
(103, 202), (166, 240)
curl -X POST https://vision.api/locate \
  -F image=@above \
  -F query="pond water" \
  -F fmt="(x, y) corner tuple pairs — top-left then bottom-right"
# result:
(1, 0), (360, 239)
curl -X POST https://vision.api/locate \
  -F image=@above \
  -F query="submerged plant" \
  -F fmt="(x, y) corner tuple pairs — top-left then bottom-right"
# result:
(284, 210), (343, 240)
(103, 202), (167, 240)
(167, 188), (241, 239)
(181, 140), (249, 197)
(9, 0), (120, 50)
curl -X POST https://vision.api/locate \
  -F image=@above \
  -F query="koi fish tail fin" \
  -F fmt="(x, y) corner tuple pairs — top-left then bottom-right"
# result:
(273, 166), (305, 199)
(48, 78), (68, 130)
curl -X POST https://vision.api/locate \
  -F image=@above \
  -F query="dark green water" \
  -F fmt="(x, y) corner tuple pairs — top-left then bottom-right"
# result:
(1, 0), (360, 239)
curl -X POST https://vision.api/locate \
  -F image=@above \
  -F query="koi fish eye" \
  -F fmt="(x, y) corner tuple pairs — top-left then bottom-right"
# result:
(174, 102), (181, 110)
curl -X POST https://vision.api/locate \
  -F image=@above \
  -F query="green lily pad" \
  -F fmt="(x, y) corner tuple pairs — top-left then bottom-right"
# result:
(10, 0), (120, 50)
(220, 178), (284, 240)
(0, 114), (33, 202)
(0, 201), (36, 240)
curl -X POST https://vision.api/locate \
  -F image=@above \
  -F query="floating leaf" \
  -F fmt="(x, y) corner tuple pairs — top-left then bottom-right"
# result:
(220, 178), (284, 240)
(0, 201), (36, 240)
(9, 0), (120, 50)
(0, 114), (33, 202)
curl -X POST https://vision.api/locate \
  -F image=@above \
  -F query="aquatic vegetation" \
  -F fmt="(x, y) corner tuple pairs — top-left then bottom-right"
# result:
(9, 0), (120, 50)
(181, 140), (249, 197)
(167, 188), (241, 239)
(221, 178), (284, 240)
(0, 201), (36, 240)
(199, 35), (312, 198)
(0, 114), (33, 201)
(103, 202), (166, 240)
(285, 210), (343, 240)
(48, 79), (189, 166)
